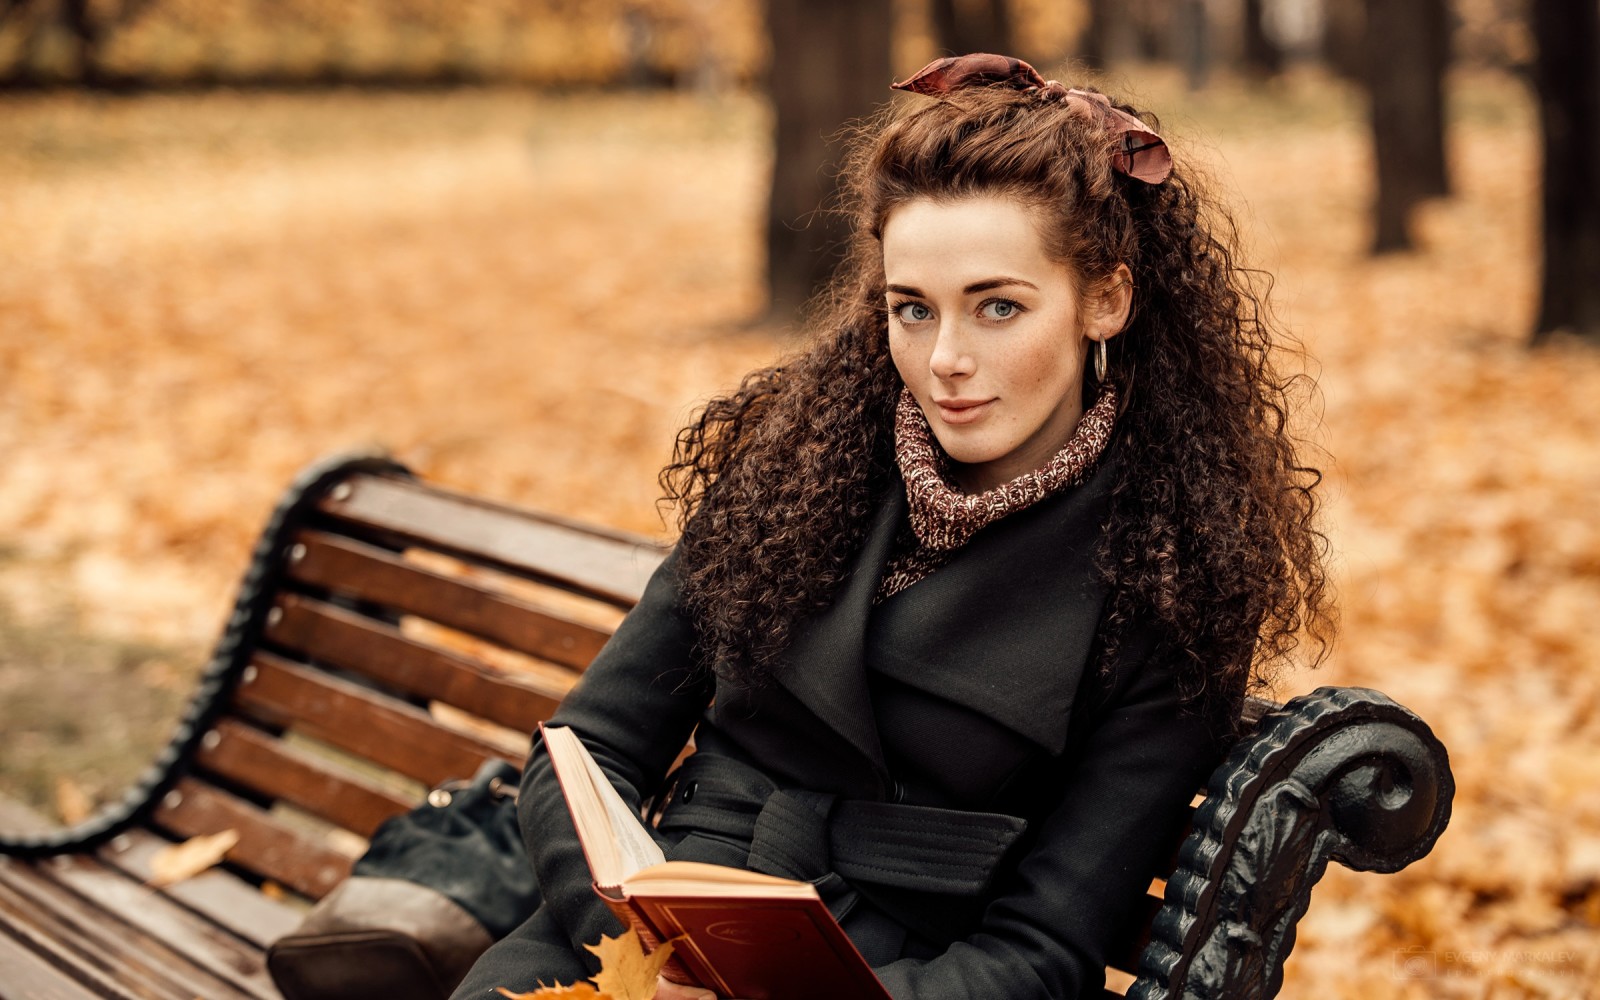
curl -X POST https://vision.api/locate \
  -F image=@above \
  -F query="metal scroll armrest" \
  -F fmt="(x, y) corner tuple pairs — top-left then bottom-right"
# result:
(1127, 685), (1455, 1000)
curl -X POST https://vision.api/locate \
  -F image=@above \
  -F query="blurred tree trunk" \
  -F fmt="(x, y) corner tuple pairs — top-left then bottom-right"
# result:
(1079, 0), (1138, 69)
(764, 0), (892, 324)
(1364, 0), (1451, 252)
(1531, 0), (1600, 343)
(1177, 0), (1210, 90)
(1242, 0), (1283, 77)
(61, 0), (108, 85)
(930, 0), (1013, 57)
(1420, 0), (1451, 197)
(1133, 0), (1169, 59)
(1322, 0), (1366, 80)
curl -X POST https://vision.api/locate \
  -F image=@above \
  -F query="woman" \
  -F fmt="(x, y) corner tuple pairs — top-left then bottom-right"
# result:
(453, 53), (1333, 1000)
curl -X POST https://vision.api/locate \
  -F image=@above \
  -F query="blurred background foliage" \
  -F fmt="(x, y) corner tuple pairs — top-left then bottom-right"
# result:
(0, 0), (1533, 87)
(1, 0), (770, 88)
(0, 0), (1047, 88)
(0, 0), (1535, 90)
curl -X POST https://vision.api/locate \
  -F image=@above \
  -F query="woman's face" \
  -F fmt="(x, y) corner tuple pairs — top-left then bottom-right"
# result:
(882, 193), (1130, 493)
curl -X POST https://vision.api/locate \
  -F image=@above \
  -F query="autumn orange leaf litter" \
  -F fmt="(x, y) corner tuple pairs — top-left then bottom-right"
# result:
(496, 930), (677, 1000)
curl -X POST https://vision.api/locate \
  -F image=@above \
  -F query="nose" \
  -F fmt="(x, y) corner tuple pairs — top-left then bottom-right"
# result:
(928, 319), (974, 380)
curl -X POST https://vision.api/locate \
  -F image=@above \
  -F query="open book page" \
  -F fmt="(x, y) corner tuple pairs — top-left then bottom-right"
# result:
(623, 861), (817, 898)
(541, 725), (665, 888)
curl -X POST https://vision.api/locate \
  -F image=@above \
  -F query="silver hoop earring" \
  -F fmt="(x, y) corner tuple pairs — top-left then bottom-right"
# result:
(1094, 337), (1109, 382)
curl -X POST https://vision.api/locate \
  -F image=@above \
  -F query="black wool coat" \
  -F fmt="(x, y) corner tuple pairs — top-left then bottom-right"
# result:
(452, 454), (1231, 1000)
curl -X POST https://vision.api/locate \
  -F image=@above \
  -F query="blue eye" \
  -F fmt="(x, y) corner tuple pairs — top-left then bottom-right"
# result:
(980, 299), (1022, 320)
(893, 301), (933, 323)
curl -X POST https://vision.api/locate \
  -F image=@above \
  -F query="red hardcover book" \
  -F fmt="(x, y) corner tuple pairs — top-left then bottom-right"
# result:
(541, 725), (892, 1000)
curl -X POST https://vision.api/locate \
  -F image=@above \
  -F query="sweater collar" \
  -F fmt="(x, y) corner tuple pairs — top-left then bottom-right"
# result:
(893, 384), (1118, 552)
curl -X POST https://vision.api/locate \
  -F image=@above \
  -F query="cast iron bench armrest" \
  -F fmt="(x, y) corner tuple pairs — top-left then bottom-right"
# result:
(1129, 686), (1454, 998)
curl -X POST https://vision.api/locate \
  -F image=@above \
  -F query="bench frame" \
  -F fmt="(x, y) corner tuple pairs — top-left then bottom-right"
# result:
(0, 451), (1455, 999)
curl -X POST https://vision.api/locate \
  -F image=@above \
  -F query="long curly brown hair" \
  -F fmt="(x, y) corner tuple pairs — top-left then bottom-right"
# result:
(660, 82), (1334, 740)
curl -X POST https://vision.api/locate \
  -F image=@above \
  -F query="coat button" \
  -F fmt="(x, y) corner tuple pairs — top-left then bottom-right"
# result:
(681, 780), (698, 803)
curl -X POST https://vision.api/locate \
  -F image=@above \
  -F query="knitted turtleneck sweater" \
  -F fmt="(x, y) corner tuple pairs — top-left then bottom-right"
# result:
(874, 385), (1118, 604)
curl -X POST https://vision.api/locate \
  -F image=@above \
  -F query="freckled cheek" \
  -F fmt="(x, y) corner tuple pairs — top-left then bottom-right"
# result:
(1002, 354), (1075, 422)
(887, 337), (920, 389)
(1009, 362), (1054, 402)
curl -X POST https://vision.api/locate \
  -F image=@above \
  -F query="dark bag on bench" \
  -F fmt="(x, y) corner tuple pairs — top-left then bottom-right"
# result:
(267, 759), (540, 1000)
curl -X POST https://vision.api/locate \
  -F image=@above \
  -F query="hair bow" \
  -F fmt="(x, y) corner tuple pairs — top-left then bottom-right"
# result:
(890, 53), (1173, 184)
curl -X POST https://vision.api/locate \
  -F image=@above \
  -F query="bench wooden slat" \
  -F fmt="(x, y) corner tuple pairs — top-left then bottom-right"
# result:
(97, 830), (304, 950)
(265, 593), (571, 733)
(0, 859), (251, 1000)
(153, 777), (356, 901)
(288, 530), (612, 670)
(0, 871), (138, 1000)
(234, 652), (515, 787)
(0, 912), (113, 1000)
(0, 793), (293, 967)
(317, 474), (666, 607)
(197, 719), (416, 838)
(19, 852), (279, 999)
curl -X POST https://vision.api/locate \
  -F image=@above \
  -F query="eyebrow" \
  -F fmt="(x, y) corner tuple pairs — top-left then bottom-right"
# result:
(886, 277), (1039, 297)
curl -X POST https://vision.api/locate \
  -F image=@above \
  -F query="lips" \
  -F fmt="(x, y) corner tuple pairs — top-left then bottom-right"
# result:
(933, 397), (995, 425)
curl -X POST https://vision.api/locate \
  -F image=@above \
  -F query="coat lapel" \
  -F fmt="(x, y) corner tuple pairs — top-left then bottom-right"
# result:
(772, 483), (907, 778)
(864, 456), (1115, 755)
(769, 453), (1115, 771)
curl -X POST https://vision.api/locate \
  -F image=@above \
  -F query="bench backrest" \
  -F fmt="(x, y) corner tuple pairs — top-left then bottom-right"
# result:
(7, 454), (1277, 993)
(156, 456), (666, 902)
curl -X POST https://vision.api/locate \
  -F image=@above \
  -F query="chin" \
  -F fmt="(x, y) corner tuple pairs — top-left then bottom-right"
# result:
(928, 430), (1004, 468)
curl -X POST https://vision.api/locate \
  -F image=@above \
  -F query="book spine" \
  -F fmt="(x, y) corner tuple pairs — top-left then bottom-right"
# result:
(601, 896), (700, 987)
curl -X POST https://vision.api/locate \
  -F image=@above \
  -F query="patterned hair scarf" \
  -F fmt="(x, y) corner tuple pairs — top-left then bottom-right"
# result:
(876, 385), (1119, 603)
(890, 52), (1173, 185)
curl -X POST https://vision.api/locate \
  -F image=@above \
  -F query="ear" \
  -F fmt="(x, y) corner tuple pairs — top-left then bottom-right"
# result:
(1082, 263), (1134, 343)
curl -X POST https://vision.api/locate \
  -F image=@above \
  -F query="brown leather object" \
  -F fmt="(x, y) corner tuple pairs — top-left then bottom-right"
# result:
(267, 876), (494, 1000)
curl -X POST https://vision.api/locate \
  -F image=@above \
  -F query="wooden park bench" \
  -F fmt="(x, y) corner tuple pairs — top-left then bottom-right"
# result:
(0, 451), (1455, 1000)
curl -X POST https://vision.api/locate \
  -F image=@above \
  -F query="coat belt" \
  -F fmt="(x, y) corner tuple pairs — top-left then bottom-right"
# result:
(655, 752), (1028, 897)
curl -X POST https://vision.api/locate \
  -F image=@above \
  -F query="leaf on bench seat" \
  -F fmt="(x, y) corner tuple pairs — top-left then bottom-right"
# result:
(146, 829), (240, 888)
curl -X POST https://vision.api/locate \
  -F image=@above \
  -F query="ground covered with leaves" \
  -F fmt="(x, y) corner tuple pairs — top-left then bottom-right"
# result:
(1, 67), (1597, 996)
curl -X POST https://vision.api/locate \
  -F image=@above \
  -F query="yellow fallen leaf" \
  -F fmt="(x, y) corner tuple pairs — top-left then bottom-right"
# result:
(54, 776), (93, 826)
(147, 829), (239, 888)
(585, 930), (676, 1000)
(496, 929), (674, 998)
